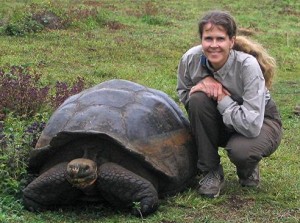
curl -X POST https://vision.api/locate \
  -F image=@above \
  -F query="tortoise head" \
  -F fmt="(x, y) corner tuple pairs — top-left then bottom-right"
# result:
(66, 158), (97, 189)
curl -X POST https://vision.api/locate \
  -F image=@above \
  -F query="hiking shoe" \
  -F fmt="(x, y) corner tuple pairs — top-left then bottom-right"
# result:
(198, 167), (224, 198)
(239, 165), (260, 187)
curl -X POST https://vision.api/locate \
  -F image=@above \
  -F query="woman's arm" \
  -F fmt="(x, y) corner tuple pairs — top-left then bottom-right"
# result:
(217, 57), (266, 137)
(177, 56), (193, 106)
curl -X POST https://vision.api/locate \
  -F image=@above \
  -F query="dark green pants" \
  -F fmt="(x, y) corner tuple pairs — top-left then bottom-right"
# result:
(186, 92), (282, 179)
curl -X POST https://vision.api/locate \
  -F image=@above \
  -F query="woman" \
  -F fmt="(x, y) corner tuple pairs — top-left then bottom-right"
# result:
(177, 10), (282, 198)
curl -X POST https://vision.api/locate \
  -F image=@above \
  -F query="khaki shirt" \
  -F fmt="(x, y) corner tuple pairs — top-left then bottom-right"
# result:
(177, 45), (270, 138)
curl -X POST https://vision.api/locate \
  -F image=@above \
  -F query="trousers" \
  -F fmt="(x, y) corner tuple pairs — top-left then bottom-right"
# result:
(186, 92), (282, 179)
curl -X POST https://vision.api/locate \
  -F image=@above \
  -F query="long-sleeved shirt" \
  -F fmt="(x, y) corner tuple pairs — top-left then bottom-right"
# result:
(177, 45), (270, 138)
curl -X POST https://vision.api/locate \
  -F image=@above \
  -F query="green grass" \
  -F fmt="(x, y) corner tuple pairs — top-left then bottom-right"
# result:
(0, 0), (299, 222)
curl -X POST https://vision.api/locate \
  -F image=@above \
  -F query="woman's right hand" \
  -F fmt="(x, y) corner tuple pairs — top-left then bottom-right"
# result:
(189, 76), (231, 101)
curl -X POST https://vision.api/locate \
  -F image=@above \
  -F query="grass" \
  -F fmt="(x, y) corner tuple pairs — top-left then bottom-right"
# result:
(0, 0), (299, 222)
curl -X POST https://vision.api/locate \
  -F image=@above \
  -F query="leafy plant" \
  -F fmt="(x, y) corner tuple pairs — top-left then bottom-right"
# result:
(3, 13), (44, 36)
(0, 66), (49, 121)
(132, 201), (144, 220)
(0, 113), (47, 196)
(0, 64), (85, 198)
(0, 194), (24, 222)
(50, 77), (85, 109)
(141, 15), (168, 26)
(0, 66), (86, 121)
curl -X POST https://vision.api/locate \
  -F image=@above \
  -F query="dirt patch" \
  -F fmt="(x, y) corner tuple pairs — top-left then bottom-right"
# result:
(280, 6), (300, 17)
(83, 0), (104, 7)
(32, 11), (67, 29)
(68, 7), (98, 21)
(105, 21), (126, 30)
(226, 195), (255, 211)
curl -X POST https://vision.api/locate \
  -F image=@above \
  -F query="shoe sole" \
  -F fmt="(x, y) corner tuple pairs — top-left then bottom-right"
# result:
(199, 181), (225, 198)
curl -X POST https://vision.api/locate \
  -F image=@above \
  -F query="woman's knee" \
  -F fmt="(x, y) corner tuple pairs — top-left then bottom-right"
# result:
(188, 92), (217, 114)
(226, 136), (262, 167)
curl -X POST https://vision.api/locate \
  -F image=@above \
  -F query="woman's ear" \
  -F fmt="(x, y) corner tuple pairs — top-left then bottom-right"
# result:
(230, 36), (236, 49)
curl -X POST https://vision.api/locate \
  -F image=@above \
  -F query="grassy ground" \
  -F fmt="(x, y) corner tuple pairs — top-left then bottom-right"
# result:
(0, 0), (299, 222)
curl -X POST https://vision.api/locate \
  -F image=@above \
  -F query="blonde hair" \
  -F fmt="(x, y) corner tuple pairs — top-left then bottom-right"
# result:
(233, 36), (276, 88)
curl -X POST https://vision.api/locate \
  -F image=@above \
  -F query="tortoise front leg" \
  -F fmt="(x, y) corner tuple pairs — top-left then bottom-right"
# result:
(97, 162), (159, 217)
(23, 162), (82, 211)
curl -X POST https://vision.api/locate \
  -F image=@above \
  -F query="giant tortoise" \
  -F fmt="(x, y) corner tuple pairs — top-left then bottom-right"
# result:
(23, 79), (197, 216)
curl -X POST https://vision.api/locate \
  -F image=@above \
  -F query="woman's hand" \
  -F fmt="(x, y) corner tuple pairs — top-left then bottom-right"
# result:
(189, 76), (231, 101)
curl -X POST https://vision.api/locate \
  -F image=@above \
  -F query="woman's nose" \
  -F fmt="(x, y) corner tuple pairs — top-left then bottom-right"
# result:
(211, 39), (218, 47)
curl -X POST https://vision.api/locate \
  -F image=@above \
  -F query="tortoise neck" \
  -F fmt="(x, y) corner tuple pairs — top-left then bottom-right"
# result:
(82, 147), (98, 161)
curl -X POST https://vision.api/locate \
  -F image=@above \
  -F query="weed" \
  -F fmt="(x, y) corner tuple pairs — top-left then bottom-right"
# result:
(0, 65), (86, 120)
(49, 77), (85, 109)
(0, 195), (24, 222)
(0, 113), (46, 196)
(0, 66), (49, 120)
(141, 15), (169, 26)
(4, 14), (43, 36)
(132, 201), (144, 220)
(144, 1), (158, 16)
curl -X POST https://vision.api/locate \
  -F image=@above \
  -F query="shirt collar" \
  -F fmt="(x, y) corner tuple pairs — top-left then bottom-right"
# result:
(207, 50), (235, 78)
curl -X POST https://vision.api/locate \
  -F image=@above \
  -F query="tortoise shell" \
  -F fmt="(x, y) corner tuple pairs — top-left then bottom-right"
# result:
(29, 79), (196, 193)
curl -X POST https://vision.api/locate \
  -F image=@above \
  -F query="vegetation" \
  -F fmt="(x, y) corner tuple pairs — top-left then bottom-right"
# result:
(0, 0), (299, 222)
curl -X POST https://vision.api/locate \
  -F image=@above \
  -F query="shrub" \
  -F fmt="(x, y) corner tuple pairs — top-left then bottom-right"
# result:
(4, 14), (44, 36)
(1, 3), (108, 36)
(0, 65), (86, 121)
(0, 65), (86, 197)
(0, 66), (49, 121)
(50, 77), (85, 109)
(2, 3), (68, 36)
(0, 113), (47, 196)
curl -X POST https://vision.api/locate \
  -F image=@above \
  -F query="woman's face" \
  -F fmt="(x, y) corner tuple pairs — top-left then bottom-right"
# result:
(201, 23), (235, 71)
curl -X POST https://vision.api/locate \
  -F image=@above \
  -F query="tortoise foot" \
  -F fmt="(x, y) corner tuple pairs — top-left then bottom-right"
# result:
(97, 162), (159, 217)
(23, 162), (81, 211)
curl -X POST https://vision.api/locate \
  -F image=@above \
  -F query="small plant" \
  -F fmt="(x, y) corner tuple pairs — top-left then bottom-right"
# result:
(0, 121), (4, 147)
(4, 14), (44, 36)
(144, 1), (158, 16)
(0, 113), (48, 196)
(0, 65), (86, 120)
(50, 77), (85, 109)
(132, 201), (144, 220)
(140, 1), (169, 26)
(2, 3), (69, 36)
(0, 194), (24, 222)
(23, 118), (46, 148)
(0, 66), (49, 121)
(141, 15), (168, 26)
